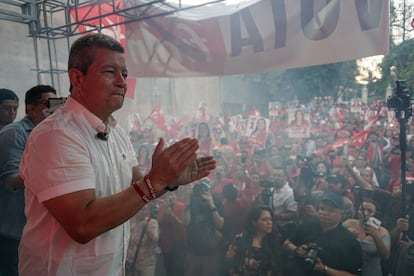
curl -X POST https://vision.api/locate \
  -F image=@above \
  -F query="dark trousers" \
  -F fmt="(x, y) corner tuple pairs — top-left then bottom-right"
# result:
(0, 235), (19, 276)
(163, 249), (185, 276)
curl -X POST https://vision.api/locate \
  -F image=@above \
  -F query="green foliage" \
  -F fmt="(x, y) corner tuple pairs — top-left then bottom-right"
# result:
(244, 61), (358, 104)
(374, 38), (414, 97)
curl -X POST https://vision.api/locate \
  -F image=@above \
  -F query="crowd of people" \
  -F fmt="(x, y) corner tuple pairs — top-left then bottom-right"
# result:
(126, 90), (414, 275)
(0, 32), (414, 276)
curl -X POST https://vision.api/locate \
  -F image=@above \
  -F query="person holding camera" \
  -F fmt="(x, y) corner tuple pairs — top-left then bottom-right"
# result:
(343, 198), (391, 276)
(184, 179), (224, 276)
(303, 173), (355, 222)
(225, 205), (282, 276)
(259, 166), (297, 227)
(283, 192), (363, 276)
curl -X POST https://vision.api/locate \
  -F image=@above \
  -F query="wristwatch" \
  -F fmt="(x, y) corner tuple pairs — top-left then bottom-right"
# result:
(210, 207), (217, 212)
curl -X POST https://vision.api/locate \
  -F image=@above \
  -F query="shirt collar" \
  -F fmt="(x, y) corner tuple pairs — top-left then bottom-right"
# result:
(64, 96), (117, 133)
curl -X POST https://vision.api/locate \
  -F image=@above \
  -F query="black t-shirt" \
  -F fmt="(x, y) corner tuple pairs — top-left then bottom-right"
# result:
(289, 220), (363, 276)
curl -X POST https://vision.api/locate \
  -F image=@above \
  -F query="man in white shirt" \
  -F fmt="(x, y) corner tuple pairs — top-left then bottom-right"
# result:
(18, 33), (216, 276)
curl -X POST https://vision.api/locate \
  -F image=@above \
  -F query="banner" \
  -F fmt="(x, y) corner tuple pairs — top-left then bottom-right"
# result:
(125, 0), (389, 77)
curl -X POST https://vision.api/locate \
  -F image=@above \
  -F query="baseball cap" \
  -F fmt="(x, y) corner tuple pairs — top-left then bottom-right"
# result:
(320, 192), (344, 209)
(326, 173), (346, 186)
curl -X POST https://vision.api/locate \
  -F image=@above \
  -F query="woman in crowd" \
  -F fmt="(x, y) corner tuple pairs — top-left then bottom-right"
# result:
(343, 198), (391, 276)
(250, 118), (268, 148)
(198, 122), (213, 157)
(312, 160), (331, 191)
(137, 144), (152, 174)
(225, 206), (281, 276)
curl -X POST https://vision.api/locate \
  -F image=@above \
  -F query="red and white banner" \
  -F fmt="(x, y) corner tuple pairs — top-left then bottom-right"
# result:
(125, 0), (389, 77)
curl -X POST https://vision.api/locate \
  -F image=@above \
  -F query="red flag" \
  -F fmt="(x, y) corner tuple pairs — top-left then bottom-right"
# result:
(348, 129), (372, 148)
(363, 110), (380, 130)
(312, 138), (348, 156)
(148, 104), (169, 132)
(170, 115), (190, 137)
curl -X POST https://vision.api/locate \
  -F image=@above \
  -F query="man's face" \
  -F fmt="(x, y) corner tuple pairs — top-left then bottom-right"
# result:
(0, 99), (18, 126)
(71, 48), (128, 121)
(325, 180), (343, 194)
(355, 156), (367, 168)
(269, 168), (286, 188)
(27, 92), (58, 125)
(360, 169), (373, 183)
(318, 202), (343, 228)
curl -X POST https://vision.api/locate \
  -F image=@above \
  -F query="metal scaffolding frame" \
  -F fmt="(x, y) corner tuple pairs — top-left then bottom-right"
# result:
(0, 0), (225, 90)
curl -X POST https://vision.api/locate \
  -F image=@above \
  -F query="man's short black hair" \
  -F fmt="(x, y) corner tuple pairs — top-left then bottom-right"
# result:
(0, 88), (19, 103)
(25, 85), (57, 106)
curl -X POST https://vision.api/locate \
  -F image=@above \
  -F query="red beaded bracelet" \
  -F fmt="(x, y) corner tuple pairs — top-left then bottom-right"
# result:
(143, 175), (157, 199)
(132, 182), (150, 203)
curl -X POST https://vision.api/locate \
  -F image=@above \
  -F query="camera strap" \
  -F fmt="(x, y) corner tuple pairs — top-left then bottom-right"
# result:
(128, 217), (151, 271)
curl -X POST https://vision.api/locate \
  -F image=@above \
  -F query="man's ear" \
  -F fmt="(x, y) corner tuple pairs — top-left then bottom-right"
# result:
(68, 68), (83, 93)
(25, 103), (34, 116)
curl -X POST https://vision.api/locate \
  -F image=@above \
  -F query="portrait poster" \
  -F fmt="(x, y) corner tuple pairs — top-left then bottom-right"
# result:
(350, 98), (363, 113)
(288, 108), (310, 138)
(244, 115), (269, 147)
(269, 101), (280, 117)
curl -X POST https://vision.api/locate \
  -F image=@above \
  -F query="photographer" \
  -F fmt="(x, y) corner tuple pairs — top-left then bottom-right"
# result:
(184, 179), (224, 276)
(258, 166), (297, 227)
(283, 192), (363, 276)
(303, 173), (355, 222)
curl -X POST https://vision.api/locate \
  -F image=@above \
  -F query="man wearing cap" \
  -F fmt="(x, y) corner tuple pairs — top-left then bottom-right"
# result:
(0, 88), (19, 131)
(304, 173), (355, 222)
(283, 192), (363, 276)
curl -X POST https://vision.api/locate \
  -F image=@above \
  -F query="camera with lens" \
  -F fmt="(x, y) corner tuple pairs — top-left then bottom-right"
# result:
(303, 242), (322, 270)
(387, 80), (412, 114)
(259, 180), (274, 207)
(297, 155), (317, 188)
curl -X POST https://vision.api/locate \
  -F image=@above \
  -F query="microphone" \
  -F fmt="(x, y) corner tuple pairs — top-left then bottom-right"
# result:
(97, 132), (108, 141)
